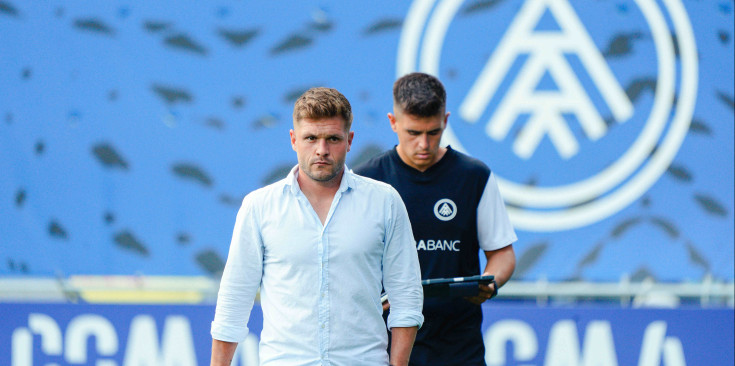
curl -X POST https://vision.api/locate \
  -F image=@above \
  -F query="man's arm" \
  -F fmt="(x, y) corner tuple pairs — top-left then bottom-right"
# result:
(470, 171), (518, 304)
(467, 244), (516, 304)
(211, 339), (238, 366)
(382, 187), (424, 361)
(389, 326), (418, 366)
(211, 195), (264, 360)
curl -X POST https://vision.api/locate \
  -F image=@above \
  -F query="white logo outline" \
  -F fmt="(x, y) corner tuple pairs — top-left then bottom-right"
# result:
(397, 0), (698, 231)
(434, 198), (457, 221)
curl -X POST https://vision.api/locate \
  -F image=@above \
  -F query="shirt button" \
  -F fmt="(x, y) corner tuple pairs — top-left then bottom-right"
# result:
(321, 324), (325, 329)
(321, 293), (325, 297)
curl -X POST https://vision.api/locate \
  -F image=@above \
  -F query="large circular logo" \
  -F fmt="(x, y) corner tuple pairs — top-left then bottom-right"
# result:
(397, 0), (698, 231)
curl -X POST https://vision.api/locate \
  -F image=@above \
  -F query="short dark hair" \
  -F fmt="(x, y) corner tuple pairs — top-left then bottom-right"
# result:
(293, 87), (353, 131)
(393, 72), (446, 117)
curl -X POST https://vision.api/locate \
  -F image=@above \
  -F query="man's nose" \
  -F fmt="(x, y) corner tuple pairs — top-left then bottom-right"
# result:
(418, 134), (429, 149)
(316, 139), (329, 155)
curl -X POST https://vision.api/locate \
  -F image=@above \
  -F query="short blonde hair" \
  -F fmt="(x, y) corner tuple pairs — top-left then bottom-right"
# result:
(293, 87), (353, 131)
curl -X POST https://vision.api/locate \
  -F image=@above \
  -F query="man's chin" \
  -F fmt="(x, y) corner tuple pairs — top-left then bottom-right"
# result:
(412, 156), (433, 164)
(413, 153), (433, 161)
(307, 170), (338, 182)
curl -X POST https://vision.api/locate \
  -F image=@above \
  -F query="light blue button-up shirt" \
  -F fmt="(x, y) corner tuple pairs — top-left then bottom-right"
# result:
(211, 166), (424, 365)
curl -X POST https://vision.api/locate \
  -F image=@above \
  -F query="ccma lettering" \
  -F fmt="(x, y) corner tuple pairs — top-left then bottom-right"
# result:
(484, 319), (686, 365)
(11, 313), (204, 366)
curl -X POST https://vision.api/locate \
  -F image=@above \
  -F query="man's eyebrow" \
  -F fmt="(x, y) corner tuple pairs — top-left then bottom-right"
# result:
(406, 128), (441, 133)
(303, 132), (343, 138)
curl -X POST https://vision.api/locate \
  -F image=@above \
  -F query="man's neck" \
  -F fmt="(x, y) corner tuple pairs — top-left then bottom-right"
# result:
(297, 168), (344, 225)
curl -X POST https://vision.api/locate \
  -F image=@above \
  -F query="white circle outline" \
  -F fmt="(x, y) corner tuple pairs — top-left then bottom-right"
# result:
(434, 198), (457, 221)
(397, 0), (698, 231)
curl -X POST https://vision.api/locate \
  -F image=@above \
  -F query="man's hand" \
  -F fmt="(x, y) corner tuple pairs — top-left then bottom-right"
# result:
(465, 245), (515, 305)
(465, 281), (496, 305)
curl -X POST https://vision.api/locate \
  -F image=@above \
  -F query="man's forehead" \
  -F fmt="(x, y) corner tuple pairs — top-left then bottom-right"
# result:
(295, 117), (349, 132)
(396, 112), (445, 129)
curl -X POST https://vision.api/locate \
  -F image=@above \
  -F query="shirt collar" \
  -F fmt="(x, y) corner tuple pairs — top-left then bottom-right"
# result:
(284, 164), (354, 195)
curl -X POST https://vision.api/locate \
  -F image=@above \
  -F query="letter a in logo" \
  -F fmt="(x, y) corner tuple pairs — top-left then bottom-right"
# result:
(460, 0), (632, 160)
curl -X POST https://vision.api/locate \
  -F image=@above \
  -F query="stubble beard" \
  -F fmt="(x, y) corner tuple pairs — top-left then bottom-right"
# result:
(301, 159), (344, 183)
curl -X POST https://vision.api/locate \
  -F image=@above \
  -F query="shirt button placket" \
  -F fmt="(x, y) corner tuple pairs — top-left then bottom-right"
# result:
(318, 230), (329, 363)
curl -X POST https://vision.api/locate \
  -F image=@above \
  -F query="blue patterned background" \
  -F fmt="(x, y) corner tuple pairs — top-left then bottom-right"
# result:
(1, 0), (732, 282)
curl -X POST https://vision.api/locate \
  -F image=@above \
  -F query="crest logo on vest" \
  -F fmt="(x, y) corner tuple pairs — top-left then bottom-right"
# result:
(397, 0), (697, 232)
(434, 198), (457, 221)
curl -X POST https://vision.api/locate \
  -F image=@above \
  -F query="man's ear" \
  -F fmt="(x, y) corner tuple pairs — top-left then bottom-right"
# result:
(289, 129), (296, 151)
(444, 111), (450, 128)
(388, 113), (398, 132)
(347, 131), (354, 152)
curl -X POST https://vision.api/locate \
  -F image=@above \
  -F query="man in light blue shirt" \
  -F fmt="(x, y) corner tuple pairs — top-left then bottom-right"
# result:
(211, 87), (424, 366)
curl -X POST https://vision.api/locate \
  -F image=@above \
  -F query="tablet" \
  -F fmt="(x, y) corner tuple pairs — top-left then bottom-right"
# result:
(379, 275), (495, 303)
(421, 275), (495, 298)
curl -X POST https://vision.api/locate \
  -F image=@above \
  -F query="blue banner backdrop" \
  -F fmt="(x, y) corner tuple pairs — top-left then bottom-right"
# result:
(1, 303), (732, 366)
(1, 1), (733, 282)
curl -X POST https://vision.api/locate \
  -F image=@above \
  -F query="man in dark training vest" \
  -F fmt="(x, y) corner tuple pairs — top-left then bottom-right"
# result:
(355, 72), (517, 366)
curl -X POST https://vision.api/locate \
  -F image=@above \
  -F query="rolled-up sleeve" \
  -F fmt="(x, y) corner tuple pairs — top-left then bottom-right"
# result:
(382, 188), (424, 330)
(211, 194), (264, 342)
